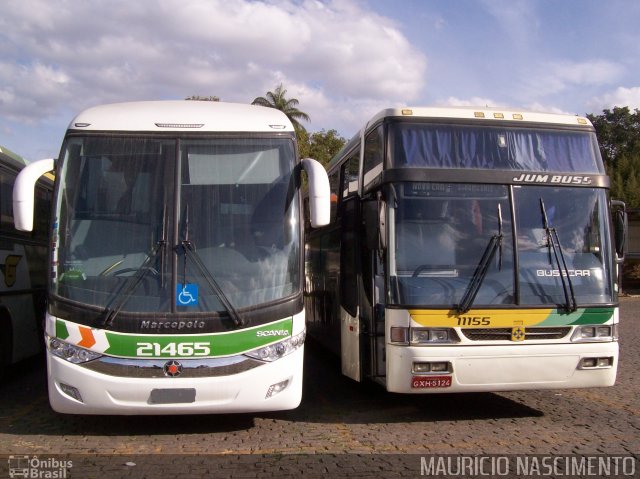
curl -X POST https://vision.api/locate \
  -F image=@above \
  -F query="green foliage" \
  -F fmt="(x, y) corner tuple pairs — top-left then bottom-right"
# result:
(587, 106), (640, 207)
(298, 129), (346, 166)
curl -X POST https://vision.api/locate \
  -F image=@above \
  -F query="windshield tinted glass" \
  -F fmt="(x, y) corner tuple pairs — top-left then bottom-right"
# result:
(515, 186), (612, 305)
(53, 136), (174, 312)
(390, 122), (604, 173)
(391, 183), (514, 307)
(389, 182), (612, 308)
(52, 135), (300, 317)
(178, 139), (299, 311)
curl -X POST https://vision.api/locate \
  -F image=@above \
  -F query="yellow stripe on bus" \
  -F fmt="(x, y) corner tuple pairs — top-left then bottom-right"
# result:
(409, 309), (554, 328)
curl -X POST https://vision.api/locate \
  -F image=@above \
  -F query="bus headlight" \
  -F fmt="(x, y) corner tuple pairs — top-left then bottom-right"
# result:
(47, 335), (103, 364)
(571, 324), (618, 342)
(411, 328), (460, 345)
(245, 330), (305, 362)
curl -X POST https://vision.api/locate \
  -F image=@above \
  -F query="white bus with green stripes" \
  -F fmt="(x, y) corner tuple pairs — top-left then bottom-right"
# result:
(305, 107), (627, 393)
(13, 101), (329, 414)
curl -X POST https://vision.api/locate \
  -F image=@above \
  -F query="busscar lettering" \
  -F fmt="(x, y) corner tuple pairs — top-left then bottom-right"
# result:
(536, 269), (591, 277)
(141, 320), (206, 330)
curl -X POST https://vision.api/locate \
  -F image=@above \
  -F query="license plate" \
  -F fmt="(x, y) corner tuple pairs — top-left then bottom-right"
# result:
(411, 376), (452, 389)
(148, 388), (196, 404)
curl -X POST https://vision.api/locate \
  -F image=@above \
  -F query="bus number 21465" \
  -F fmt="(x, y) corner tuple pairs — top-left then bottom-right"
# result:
(136, 342), (211, 357)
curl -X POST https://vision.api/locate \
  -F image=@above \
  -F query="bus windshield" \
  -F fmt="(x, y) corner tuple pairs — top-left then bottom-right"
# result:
(389, 182), (612, 308)
(52, 135), (299, 319)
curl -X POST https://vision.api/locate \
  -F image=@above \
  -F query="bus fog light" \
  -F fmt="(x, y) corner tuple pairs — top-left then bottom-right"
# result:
(413, 362), (431, 373)
(412, 361), (452, 374)
(597, 357), (613, 367)
(431, 362), (449, 372)
(265, 379), (289, 398)
(59, 383), (83, 402)
(578, 357), (614, 369)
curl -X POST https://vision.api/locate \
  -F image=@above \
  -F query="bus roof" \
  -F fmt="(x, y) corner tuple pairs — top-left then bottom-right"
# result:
(366, 106), (593, 129)
(327, 106), (595, 173)
(0, 145), (28, 170)
(67, 101), (295, 133)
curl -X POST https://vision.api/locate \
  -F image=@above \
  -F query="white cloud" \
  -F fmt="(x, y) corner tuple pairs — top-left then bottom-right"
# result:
(0, 0), (427, 140)
(440, 96), (504, 108)
(588, 86), (640, 112)
(517, 59), (624, 105)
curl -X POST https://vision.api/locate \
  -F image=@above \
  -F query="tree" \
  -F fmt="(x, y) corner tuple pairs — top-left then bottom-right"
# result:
(251, 84), (310, 132)
(587, 107), (640, 207)
(587, 107), (640, 167)
(298, 129), (346, 166)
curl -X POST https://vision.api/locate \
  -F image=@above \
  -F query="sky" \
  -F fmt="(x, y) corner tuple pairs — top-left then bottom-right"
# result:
(1, 0), (640, 161)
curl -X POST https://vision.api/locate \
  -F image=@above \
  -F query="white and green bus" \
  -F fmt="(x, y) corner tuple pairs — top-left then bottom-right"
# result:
(0, 146), (51, 378)
(305, 107), (626, 393)
(13, 101), (329, 414)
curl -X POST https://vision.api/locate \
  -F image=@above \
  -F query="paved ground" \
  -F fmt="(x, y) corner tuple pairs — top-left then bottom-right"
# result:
(0, 298), (638, 477)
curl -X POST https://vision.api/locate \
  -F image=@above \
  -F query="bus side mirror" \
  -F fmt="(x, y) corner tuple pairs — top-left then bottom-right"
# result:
(363, 197), (386, 250)
(301, 158), (330, 228)
(611, 200), (627, 262)
(13, 158), (55, 232)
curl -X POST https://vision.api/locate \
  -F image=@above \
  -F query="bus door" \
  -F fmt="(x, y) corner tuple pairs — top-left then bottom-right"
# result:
(339, 194), (360, 381)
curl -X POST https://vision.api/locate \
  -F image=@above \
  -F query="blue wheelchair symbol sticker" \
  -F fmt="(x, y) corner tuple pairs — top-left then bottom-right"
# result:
(177, 283), (199, 307)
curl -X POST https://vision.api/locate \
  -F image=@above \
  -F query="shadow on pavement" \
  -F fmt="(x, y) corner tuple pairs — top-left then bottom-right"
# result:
(0, 338), (543, 437)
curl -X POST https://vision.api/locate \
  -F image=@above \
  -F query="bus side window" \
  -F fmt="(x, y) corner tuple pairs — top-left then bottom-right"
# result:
(363, 125), (384, 188)
(328, 169), (340, 223)
(342, 151), (360, 199)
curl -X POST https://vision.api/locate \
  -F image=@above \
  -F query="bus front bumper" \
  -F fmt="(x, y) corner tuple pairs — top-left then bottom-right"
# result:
(46, 347), (304, 415)
(386, 342), (618, 394)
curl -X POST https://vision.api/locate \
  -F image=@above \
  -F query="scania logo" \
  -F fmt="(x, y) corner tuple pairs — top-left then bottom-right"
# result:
(163, 360), (183, 377)
(256, 330), (289, 337)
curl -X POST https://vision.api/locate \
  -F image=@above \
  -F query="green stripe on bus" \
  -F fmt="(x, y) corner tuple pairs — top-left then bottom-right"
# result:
(55, 320), (69, 340)
(101, 317), (293, 358)
(540, 307), (614, 326)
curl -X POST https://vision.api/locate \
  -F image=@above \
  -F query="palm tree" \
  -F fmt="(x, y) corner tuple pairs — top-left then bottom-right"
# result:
(252, 83), (310, 131)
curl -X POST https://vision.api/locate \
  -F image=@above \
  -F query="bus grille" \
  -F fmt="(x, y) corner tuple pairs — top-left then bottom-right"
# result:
(461, 327), (572, 341)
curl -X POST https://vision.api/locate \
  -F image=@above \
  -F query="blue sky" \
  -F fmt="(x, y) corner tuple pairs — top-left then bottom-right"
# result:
(1, 0), (639, 161)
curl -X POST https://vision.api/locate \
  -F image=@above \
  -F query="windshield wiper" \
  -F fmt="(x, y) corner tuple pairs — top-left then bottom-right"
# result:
(180, 241), (244, 328)
(458, 204), (503, 313)
(102, 240), (166, 327)
(179, 204), (244, 327)
(539, 198), (577, 312)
